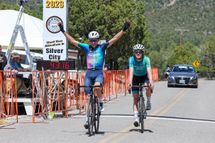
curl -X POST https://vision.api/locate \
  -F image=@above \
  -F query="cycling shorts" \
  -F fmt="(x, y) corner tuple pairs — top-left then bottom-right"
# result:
(84, 69), (103, 94)
(132, 74), (149, 94)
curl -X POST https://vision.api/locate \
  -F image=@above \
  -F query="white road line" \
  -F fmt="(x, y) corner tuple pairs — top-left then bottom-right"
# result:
(147, 116), (215, 124)
(72, 115), (215, 124)
(72, 115), (132, 118)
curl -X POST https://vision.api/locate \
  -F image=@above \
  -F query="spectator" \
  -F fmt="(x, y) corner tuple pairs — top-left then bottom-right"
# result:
(9, 53), (30, 95)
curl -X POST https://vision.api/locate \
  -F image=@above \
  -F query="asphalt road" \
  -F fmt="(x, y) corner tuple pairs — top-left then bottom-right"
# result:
(1, 78), (215, 143)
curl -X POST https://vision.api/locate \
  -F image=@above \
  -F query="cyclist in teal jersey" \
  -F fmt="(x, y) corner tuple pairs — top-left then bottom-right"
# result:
(58, 21), (130, 129)
(128, 44), (154, 127)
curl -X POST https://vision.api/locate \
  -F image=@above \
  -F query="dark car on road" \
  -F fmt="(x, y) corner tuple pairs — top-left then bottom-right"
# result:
(167, 64), (198, 88)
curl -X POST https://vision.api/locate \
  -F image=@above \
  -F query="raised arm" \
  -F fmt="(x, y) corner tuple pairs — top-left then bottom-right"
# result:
(108, 31), (125, 47)
(58, 23), (78, 47)
(108, 21), (130, 47)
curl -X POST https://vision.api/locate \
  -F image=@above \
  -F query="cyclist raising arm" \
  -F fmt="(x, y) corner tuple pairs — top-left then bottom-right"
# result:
(58, 21), (130, 129)
(128, 44), (154, 127)
(58, 22), (130, 47)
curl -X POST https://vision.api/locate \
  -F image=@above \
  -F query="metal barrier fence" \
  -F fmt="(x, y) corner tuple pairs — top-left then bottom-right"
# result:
(0, 70), (19, 125)
(0, 68), (158, 124)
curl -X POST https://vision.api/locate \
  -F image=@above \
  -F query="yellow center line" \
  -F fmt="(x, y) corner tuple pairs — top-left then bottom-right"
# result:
(150, 89), (187, 115)
(111, 89), (190, 143)
(145, 89), (189, 128)
(154, 89), (189, 116)
(144, 79), (205, 134)
(97, 88), (190, 143)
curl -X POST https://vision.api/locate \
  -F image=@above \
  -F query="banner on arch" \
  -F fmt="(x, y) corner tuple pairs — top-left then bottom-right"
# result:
(43, 0), (68, 60)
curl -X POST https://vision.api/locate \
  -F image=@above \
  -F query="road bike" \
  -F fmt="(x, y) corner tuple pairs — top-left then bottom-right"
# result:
(129, 83), (149, 133)
(78, 85), (102, 136)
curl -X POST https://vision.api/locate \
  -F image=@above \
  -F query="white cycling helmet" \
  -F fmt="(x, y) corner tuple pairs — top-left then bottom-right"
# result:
(88, 31), (100, 39)
(133, 44), (145, 52)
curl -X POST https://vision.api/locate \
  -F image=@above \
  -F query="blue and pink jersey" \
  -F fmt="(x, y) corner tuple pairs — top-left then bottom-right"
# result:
(78, 42), (109, 70)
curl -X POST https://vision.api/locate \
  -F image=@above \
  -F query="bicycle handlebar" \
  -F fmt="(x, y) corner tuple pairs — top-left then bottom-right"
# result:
(78, 85), (102, 88)
(128, 84), (151, 94)
(77, 84), (102, 95)
(130, 85), (150, 88)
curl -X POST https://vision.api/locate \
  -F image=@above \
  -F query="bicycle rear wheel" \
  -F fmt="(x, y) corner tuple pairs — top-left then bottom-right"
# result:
(139, 97), (145, 133)
(87, 98), (94, 136)
(94, 99), (100, 133)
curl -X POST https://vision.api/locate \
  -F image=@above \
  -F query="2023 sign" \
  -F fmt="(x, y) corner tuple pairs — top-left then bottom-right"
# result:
(46, 0), (64, 8)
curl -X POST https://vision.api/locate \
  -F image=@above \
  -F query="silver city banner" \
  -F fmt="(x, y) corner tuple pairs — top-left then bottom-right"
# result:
(43, 0), (67, 60)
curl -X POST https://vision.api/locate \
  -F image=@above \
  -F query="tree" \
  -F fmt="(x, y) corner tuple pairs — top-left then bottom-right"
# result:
(167, 42), (198, 66)
(199, 35), (215, 79)
(0, 1), (42, 19)
(149, 44), (175, 79)
(68, 0), (150, 69)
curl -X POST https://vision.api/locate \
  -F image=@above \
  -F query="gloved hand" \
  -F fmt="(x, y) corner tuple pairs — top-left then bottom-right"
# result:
(149, 82), (154, 94)
(58, 22), (65, 33)
(122, 21), (130, 32)
(19, 0), (29, 6)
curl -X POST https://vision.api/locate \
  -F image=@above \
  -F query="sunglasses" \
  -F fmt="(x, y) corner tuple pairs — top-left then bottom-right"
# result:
(89, 39), (99, 43)
(135, 51), (143, 54)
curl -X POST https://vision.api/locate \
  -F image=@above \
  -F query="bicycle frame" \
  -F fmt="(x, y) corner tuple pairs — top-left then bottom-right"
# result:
(131, 83), (149, 133)
(78, 85), (102, 136)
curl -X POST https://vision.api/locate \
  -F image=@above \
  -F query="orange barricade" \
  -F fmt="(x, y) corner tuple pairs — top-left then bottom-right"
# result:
(152, 68), (159, 81)
(31, 70), (82, 122)
(76, 71), (87, 112)
(103, 70), (129, 100)
(0, 68), (158, 123)
(0, 70), (19, 125)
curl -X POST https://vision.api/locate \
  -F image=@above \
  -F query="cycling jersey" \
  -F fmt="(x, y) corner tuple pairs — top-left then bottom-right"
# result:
(129, 56), (151, 76)
(78, 42), (109, 70)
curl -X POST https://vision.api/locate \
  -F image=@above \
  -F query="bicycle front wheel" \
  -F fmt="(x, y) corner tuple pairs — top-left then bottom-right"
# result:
(139, 97), (145, 133)
(94, 99), (100, 133)
(87, 98), (94, 136)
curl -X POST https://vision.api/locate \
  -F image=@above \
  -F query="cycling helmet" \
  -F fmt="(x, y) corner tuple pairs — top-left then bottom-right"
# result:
(132, 44), (145, 52)
(88, 31), (100, 39)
